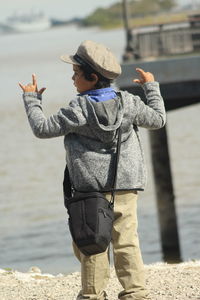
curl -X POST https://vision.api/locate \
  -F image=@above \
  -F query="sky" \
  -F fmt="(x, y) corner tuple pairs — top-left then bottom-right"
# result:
(0, 0), (117, 21)
(0, 0), (195, 22)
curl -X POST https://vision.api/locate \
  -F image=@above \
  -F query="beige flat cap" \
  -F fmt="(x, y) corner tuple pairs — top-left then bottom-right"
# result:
(60, 40), (121, 80)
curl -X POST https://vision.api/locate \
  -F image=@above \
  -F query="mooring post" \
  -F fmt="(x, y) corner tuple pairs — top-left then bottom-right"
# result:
(149, 125), (182, 262)
(122, 0), (135, 61)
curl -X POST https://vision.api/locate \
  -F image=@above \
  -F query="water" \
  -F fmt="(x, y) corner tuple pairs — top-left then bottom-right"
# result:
(0, 25), (200, 275)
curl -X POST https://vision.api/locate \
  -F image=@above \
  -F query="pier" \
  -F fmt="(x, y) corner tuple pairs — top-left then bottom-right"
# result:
(118, 0), (200, 263)
(117, 54), (200, 263)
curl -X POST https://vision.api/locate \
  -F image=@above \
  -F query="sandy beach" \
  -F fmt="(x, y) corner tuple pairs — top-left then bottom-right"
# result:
(1, 261), (200, 300)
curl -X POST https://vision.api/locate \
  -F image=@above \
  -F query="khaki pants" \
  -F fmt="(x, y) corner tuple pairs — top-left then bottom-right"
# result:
(73, 191), (149, 300)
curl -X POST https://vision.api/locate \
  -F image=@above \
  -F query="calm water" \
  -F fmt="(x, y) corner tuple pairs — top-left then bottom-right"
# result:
(0, 25), (200, 275)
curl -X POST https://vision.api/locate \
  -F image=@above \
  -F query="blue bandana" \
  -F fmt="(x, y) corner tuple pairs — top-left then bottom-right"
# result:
(79, 87), (117, 102)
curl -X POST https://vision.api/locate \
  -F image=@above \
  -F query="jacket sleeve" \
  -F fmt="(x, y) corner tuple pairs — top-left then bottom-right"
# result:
(132, 81), (166, 129)
(23, 92), (86, 138)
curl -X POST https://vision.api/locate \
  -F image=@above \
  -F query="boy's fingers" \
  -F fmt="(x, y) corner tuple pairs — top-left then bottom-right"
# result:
(133, 79), (141, 84)
(19, 82), (25, 90)
(32, 74), (37, 86)
(136, 68), (146, 78)
(38, 87), (46, 94)
(134, 68), (154, 84)
(136, 68), (145, 73)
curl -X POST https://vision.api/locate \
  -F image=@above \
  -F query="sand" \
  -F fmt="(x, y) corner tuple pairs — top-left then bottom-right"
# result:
(1, 261), (200, 300)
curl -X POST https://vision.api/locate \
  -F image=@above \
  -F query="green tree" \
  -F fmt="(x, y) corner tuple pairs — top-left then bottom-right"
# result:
(156, 0), (177, 10)
(82, 5), (122, 28)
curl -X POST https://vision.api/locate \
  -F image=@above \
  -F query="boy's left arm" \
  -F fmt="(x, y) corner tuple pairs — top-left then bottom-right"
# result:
(132, 68), (166, 129)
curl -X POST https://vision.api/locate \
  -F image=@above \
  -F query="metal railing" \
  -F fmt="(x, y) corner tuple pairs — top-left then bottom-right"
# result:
(134, 27), (200, 58)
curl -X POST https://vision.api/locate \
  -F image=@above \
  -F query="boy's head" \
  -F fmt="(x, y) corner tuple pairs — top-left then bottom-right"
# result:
(60, 40), (121, 93)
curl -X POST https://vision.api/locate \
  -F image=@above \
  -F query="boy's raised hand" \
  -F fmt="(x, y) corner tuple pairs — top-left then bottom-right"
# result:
(133, 68), (155, 84)
(19, 74), (46, 94)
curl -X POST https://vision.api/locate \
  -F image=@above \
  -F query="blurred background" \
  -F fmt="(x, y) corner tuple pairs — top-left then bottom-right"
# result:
(0, 0), (200, 275)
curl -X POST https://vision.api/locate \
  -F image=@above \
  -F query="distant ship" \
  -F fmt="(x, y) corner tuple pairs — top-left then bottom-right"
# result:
(0, 11), (51, 33)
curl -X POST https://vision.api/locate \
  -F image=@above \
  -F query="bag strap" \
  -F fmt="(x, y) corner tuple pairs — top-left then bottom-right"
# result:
(110, 127), (122, 206)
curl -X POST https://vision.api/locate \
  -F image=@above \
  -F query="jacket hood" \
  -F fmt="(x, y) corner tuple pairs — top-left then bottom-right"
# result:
(78, 94), (123, 143)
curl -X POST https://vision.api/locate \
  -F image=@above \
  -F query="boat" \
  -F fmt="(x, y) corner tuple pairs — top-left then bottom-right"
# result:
(0, 11), (51, 33)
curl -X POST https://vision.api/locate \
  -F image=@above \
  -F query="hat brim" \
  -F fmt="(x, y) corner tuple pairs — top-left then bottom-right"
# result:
(60, 54), (81, 65)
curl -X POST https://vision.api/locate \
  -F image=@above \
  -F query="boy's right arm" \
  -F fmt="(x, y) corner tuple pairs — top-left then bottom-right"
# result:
(20, 74), (86, 138)
(23, 92), (86, 138)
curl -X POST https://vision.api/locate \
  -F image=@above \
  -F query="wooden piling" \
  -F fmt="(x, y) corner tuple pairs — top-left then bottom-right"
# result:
(122, 0), (136, 61)
(149, 126), (182, 263)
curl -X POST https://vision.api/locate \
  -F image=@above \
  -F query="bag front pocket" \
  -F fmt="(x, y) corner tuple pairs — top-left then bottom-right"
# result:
(98, 207), (114, 244)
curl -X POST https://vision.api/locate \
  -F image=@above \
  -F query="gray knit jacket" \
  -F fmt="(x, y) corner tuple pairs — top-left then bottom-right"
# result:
(23, 82), (166, 192)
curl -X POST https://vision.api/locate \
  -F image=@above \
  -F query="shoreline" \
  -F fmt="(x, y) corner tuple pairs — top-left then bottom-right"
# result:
(1, 261), (200, 299)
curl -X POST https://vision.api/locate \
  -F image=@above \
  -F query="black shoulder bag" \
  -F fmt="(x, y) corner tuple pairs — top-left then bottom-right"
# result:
(63, 128), (122, 256)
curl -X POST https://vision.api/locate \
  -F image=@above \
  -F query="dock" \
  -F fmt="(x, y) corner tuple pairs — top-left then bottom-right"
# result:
(117, 53), (200, 262)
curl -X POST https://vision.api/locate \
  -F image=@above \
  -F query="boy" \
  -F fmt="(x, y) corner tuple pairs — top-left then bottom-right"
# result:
(19, 40), (166, 300)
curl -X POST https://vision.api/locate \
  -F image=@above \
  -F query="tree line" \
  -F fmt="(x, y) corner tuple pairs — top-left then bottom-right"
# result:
(81, 0), (177, 28)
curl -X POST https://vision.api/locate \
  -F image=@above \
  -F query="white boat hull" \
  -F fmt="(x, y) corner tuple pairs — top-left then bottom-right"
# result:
(5, 20), (50, 33)
(0, 13), (51, 33)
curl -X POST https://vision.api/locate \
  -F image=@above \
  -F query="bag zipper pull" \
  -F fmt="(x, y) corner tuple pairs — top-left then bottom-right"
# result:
(99, 208), (107, 218)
